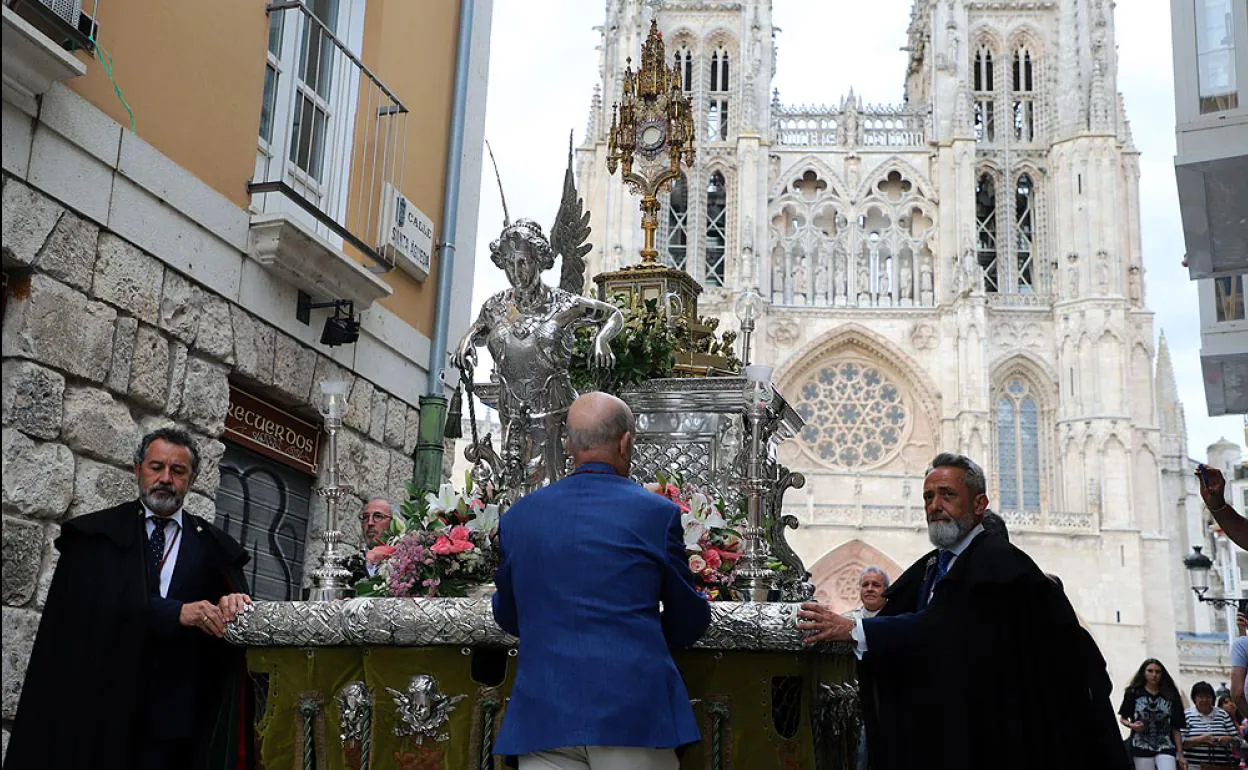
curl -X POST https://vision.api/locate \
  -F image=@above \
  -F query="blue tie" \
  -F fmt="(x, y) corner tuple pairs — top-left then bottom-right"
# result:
(148, 517), (170, 571)
(934, 550), (955, 583)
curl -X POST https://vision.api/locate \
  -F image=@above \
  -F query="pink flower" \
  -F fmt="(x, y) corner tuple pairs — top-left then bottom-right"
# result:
(431, 525), (475, 555)
(688, 554), (707, 573)
(366, 544), (396, 565)
(703, 549), (722, 571)
(716, 547), (742, 563)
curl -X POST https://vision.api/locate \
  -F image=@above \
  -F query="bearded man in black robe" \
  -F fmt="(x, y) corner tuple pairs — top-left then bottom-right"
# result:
(7, 428), (254, 770)
(798, 452), (1127, 770)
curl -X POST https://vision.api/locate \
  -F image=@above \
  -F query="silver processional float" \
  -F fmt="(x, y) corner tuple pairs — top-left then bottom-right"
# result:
(225, 20), (858, 769)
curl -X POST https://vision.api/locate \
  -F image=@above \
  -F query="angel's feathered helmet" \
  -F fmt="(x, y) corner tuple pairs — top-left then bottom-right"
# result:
(490, 218), (555, 272)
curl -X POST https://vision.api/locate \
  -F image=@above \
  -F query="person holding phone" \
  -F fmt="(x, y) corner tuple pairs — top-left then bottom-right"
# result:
(1196, 464), (1248, 551)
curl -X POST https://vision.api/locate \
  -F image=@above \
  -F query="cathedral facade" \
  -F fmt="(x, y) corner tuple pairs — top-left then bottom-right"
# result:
(576, 0), (1196, 690)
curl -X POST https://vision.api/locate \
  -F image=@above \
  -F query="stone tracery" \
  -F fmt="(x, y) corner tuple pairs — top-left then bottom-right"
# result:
(768, 165), (936, 308)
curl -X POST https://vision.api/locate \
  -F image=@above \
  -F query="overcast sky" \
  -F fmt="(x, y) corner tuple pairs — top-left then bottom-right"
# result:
(470, 0), (1243, 462)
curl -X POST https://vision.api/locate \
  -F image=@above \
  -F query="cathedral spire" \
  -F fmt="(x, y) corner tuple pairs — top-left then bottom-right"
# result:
(1156, 331), (1185, 438)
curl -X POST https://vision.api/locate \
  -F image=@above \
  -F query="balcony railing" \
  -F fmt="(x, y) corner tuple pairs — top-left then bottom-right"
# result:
(250, 1), (408, 266)
(802, 502), (1097, 534)
(1177, 632), (1234, 678)
(774, 102), (928, 149)
(999, 510), (1097, 533)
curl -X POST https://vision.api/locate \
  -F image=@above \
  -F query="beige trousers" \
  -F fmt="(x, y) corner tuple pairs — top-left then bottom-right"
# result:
(517, 746), (680, 770)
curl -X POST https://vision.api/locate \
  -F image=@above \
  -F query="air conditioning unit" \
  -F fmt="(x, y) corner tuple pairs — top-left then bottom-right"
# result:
(6, 0), (94, 50)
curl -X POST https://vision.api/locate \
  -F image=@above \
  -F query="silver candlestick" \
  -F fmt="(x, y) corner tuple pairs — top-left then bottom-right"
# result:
(734, 364), (779, 602)
(734, 288), (764, 366)
(309, 379), (354, 601)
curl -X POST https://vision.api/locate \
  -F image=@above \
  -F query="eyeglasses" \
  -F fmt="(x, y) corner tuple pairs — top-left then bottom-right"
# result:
(358, 513), (392, 523)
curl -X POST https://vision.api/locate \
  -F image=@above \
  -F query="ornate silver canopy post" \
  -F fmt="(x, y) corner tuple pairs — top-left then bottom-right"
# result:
(736, 364), (781, 601)
(308, 379), (354, 600)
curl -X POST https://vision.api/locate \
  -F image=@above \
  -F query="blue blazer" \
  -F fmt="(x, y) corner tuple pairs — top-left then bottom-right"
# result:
(491, 463), (711, 756)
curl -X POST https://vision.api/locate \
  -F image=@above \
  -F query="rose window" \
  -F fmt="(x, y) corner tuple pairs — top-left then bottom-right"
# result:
(793, 362), (909, 469)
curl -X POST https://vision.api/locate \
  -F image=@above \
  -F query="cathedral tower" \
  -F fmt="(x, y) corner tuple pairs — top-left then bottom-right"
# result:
(576, 0), (1178, 691)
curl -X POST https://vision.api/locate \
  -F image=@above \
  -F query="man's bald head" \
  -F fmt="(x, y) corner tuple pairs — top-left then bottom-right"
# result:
(565, 392), (635, 474)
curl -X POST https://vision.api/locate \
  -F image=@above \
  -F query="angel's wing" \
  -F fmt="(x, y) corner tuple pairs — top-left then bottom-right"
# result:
(551, 132), (593, 295)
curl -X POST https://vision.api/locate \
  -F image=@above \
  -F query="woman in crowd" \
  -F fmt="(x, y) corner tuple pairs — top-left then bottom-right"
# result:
(1182, 681), (1239, 769)
(1120, 659), (1187, 769)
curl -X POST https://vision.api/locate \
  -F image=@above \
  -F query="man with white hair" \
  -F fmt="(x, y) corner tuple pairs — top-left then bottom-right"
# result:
(797, 452), (1126, 770)
(491, 391), (710, 769)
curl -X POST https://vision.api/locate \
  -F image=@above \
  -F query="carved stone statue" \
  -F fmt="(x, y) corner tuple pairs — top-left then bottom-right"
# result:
(900, 251), (914, 300)
(856, 251), (870, 302)
(813, 249), (829, 303)
(793, 252), (808, 302)
(772, 247), (787, 302)
(1128, 263), (1143, 303)
(834, 248), (848, 299)
(452, 219), (623, 500)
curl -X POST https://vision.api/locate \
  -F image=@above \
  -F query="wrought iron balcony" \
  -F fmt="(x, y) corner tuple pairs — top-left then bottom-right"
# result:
(249, 1), (409, 268)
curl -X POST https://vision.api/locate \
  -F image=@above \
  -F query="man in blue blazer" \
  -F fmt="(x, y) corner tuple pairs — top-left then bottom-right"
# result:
(492, 391), (711, 770)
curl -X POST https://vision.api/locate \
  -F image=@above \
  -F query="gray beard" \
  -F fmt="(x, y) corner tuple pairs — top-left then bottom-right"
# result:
(141, 488), (183, 516)
(928, 518), (971, 549)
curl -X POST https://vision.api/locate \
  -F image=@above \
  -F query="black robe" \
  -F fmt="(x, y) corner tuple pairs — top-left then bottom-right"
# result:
(858, 531), (1128, 770)
(6, 501), (254, 770)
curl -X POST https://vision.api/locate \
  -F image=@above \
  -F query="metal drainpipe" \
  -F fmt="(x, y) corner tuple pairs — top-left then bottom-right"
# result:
(413, 0), (475, 493)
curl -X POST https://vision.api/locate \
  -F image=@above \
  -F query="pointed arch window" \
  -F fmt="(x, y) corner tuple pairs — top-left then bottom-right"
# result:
(1015, 174), (1034, 292)
(973, 47), (995, 143)
(674, 47), (694, 92)
(663, 176), (689, 270)
(705, 171), (727, 286)
(976, 173), (999, 292)
(1011, 48), (1036, 142)
(708, 46), (731, 141)
(996, 377), (1042, 512)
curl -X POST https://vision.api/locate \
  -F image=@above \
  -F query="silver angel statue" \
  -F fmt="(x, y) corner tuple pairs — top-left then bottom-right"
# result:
(452, 140), (623, 500)
(386, 674), (466, 745)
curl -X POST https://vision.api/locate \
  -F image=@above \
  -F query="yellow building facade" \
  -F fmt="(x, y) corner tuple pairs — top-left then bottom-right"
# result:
(1, 0), (494, 742)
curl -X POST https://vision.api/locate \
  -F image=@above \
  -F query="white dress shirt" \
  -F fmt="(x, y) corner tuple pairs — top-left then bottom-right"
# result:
(851, 523), (986, 657)
(144, 507), (185, 599)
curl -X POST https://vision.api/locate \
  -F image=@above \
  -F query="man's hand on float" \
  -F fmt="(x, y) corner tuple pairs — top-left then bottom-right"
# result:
(179, 599), (226, 637)
(796, 602), (854, 644)
(218, 593), (252, 623)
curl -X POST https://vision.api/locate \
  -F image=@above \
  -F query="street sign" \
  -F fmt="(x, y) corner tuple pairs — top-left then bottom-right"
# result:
(380, 183), (434, 281)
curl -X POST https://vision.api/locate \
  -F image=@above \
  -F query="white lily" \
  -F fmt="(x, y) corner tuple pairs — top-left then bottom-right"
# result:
(688, 492), (726, 529)
(425, 482), (459, 514)
(468, 502), (501, 533)
(683, 519), (707, 552)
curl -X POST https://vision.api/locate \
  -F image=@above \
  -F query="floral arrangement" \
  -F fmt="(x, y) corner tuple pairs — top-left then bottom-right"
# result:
(645, 470), (745, 600)
(353, 474), (502, 598)
(569, 293), (677, 394)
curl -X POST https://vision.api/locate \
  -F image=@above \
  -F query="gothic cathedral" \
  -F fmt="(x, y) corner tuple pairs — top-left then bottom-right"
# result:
(576, 0), (1188, 688)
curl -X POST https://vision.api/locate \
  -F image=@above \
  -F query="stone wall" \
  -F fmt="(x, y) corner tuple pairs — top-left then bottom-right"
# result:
(0, 174), (420, 740)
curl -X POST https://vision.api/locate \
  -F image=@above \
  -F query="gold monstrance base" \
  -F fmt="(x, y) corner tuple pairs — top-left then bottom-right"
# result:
(593, 262), (736, 376)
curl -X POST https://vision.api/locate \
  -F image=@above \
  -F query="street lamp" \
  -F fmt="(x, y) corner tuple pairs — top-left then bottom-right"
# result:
(1184, 545), (1243, 610)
